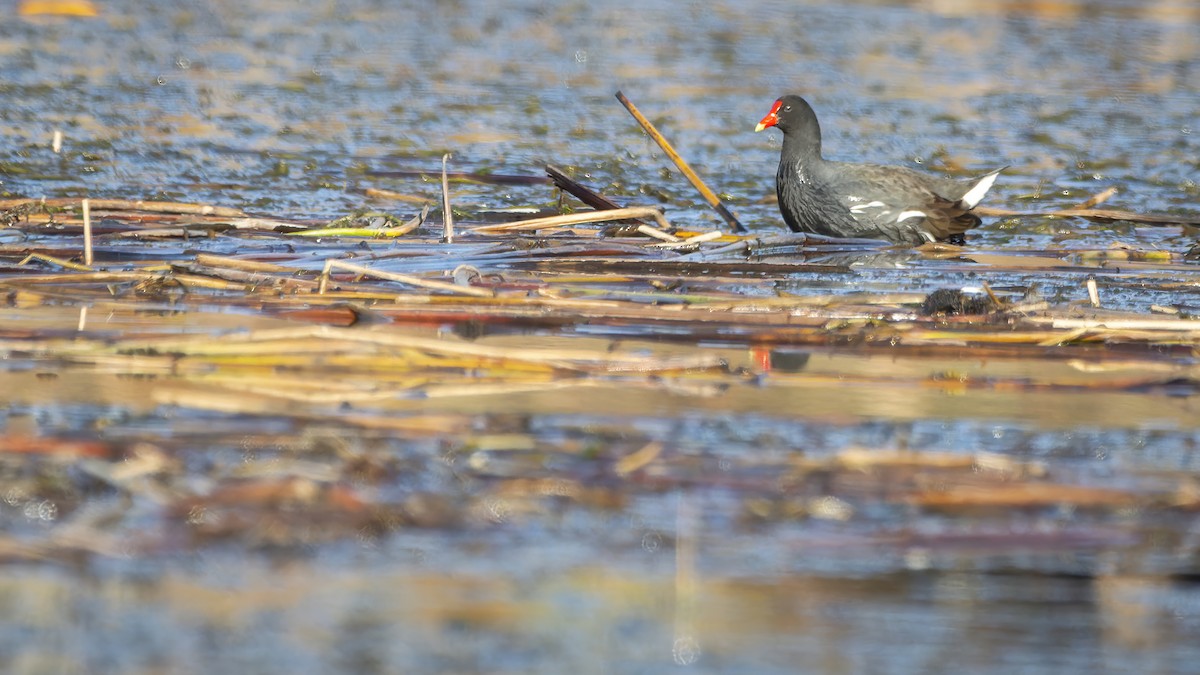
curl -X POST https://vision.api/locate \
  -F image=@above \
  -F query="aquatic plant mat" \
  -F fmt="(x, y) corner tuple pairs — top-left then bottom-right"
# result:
(3, 190), (1199, 583)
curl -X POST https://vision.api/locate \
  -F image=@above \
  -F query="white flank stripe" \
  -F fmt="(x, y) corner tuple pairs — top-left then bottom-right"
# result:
(849, 200), (886, 213)
(896, 210), (926, 222)
(960, 170), (1000, 209)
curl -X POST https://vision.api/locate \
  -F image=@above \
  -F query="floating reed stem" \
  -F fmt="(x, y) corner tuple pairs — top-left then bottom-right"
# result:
(615, 91), (747, 233)
(319, 259), (492, 297)
(635, 224), (680, 242)
(18, 252), (94, 272)
(0, 197), (246, 217)
(472, 206), (672, 234)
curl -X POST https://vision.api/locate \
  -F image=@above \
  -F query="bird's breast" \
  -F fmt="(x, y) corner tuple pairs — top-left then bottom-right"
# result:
(777, 160), (812, 186)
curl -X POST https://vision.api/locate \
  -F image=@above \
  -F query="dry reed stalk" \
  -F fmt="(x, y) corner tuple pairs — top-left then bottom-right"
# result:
(972, 204), (1200, 226)
(1074, 186), (1118, 209)
(88, 199), (245, 217)
(276, 289), (427, 304)
(471, 206), (673, 234)
(171, 263), (320, 291)
(150, 385), (313, 415)
(908, 482), (1139, 508)
(419, 379), (595, 399)
(1036, 326), (1093, 347)
(647, 230), (723, 248)
(193, 376), (418, 405)
(980, 281), (1002, 308)
(393, 205), (429, 237)
(635, 224), (680, 242)
(834, 448), (1040, 475)
(441, 153), (454, 244)
(614, 441), (663, 476)
(503, 258), (849, 276)
(159, 274), (254, 292)
(615, 91), (746, 233)
(1086, 276), (1101, 307)
(682, 230), (726, 243)
(18, 252), (94, 272)
(82, 198), (93, 266)
(293, 207), (428, 239)
(364, 301), (841, 332)
(225, 217), (308, 230)
(112, 325), (725, 371)
(0, 198), (245, 218)
(111, 227), (206, 238)
(336, 413), (473, 433)
(317, 260), (334, 295)
(321, 260), (493, 297)
(194, 254), (299, 274)
(1025, 317), (1200, 332)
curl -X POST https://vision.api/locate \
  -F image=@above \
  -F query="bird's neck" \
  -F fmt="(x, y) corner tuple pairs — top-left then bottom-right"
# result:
(782, 133), (822, 166)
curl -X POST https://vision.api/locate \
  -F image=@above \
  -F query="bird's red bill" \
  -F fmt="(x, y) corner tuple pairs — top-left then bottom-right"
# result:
(755, 99), (783, 132)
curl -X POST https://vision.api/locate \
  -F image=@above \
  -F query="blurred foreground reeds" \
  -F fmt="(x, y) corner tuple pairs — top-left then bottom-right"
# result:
(1, 183), (1198, 571)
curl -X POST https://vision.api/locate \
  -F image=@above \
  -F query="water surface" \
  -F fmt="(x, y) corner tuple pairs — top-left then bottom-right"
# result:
(2, 1), (1199, 673)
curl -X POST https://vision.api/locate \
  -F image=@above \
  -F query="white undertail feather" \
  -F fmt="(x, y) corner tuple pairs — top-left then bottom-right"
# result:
(959, 170), (1000, 209)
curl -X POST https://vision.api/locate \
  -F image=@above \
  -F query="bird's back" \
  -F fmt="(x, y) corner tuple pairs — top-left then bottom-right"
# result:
(816, 161), (993, 243)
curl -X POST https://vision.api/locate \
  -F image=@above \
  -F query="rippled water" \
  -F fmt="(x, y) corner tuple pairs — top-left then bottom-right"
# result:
(4, 0), (1197, 236)
(2, 1), (1199, 673)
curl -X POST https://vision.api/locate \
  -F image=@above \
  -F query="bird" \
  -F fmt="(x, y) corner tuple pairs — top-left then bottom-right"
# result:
(755, 95), (1002, 245)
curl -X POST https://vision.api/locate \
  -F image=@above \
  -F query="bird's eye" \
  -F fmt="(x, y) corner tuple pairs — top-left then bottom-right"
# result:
(784, 106), (792, 111)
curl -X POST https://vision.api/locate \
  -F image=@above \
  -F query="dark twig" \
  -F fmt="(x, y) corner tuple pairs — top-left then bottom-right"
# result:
(545, 165), (626, 212)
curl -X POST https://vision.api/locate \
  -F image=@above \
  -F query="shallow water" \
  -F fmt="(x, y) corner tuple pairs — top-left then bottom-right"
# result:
(2, 1), (1200, 673)
(3, 0), (1197, 232)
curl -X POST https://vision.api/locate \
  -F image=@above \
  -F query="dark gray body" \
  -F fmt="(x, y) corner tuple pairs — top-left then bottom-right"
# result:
(776, 157), (998, 245)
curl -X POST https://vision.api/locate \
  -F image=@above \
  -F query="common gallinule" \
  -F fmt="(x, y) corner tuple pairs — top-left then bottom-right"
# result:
(755, 95), (1002, 245)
